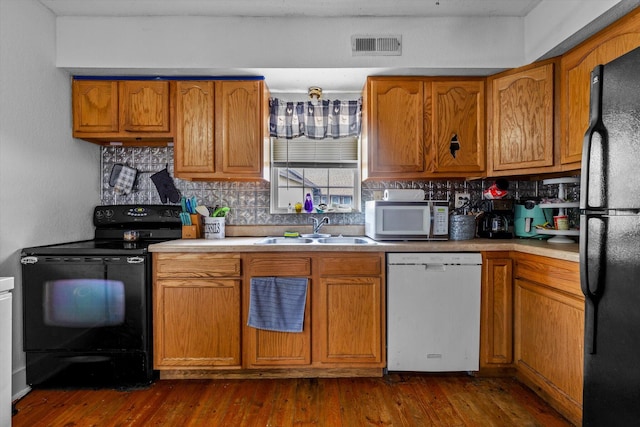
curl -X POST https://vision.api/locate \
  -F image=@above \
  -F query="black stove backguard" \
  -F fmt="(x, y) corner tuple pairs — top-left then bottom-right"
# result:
(20, 204), (182, 389)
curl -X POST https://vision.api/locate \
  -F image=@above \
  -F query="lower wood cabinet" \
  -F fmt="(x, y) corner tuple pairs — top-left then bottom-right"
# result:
(153, 251), (385, 377)
(479, 252), (514, 372)
(513, 253), (583, 426)
(153, 253), (242, 370)
(315, 254), (385, 366)
(244, 254), (313, 367)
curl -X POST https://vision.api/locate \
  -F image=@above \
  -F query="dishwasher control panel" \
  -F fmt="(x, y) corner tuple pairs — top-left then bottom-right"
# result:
(387, 252), (482, 265)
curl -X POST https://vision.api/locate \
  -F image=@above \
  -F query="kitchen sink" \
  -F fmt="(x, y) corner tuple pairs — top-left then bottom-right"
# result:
(255, 236), (376, 245)
(256, 237), (315, 244)
(315, 237), (376, 245)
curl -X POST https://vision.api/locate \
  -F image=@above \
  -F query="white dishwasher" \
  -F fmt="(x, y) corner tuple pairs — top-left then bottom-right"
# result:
(387, 253), (482, 372)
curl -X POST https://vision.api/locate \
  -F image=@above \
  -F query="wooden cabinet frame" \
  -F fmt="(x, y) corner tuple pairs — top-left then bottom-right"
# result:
(72, 79), (173, 144)
(243, 253), (313, 368)
(560, 8), (640, 169)
(480, 252), (514, 373)
(174, 80), (267, 180)
(362, 76), (485, 180)
(487, 60), (557, 176)
(512, 253), (583, 426)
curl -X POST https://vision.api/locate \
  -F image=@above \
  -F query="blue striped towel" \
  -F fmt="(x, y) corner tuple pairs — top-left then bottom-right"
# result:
(247, 277), (308, 333)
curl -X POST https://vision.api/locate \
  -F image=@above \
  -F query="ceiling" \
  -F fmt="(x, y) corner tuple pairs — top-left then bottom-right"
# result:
(38, 0), (543, 18)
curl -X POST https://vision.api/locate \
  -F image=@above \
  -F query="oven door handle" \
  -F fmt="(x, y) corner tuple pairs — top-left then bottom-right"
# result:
(126, 256), (146, 264)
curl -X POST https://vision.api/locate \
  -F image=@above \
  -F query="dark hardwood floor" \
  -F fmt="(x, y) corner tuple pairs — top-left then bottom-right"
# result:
(13, 374), (574, 426)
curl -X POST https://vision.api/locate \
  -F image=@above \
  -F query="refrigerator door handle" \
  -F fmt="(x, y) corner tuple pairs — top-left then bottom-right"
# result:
(581, 64), (607, 211)
(580, 214), (607, 354)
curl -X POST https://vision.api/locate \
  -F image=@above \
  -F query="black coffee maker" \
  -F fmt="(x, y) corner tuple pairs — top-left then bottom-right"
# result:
(478, 199), (514, 239)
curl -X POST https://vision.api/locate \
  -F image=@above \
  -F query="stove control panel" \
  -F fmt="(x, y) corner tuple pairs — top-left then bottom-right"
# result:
(94, 205), (182, 226)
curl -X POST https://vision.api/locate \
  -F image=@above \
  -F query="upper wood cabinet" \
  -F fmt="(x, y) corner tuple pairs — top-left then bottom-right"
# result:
(174, 81), (216, 177)
(174, 80), (266, 180)
(72, 79), (173, 144)
(362, 78), (427, 179)
(487, 60), (556, 176)
(119, 81), (171, 133)
(362, 77), (484, 180)
(560, 8), (640, 169)
(431, 79), (485, 175)
(73, 80), (118, 133)
(215, 81), (264, 177)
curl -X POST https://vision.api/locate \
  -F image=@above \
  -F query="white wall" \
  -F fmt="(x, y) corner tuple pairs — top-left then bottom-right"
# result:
(55, 15), (524, 92)
(524, 0), (630, 62)
(0, 0), (100, 399)
(53, 2), (630, 92)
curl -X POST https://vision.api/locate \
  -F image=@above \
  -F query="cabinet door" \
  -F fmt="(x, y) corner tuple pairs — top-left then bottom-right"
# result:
(119, 81), (171, 133)
(154, 279), (241, 368)
(215, 81), (264, 178)
(174, 81), (215, 178)
(431, 80), (485, 174)
(244, 255), (312, 367)
(560, 9), (640, 166)
(480, 252), (513, 370)
(364, 78), (427, 179)
(488, 63), (554, 174)
(316, 276), (383, 365)
(513, 253), (583, 425)
(72, 80), (118, 133)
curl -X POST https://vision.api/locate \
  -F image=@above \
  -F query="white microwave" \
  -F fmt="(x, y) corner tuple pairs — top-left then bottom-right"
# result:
(365, 200), (449, 240)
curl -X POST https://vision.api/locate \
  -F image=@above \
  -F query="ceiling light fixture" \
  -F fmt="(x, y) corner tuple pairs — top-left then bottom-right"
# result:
(308, 86), (322, 100)
(308, 86), (322, 105)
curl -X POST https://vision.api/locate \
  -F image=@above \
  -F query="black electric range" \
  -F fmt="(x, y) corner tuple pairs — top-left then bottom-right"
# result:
(20, 204), (182, 389)
(22, 204), (183, 256)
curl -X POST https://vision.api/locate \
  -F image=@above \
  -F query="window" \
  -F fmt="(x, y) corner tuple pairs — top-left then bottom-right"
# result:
(270, 137), (361, 214)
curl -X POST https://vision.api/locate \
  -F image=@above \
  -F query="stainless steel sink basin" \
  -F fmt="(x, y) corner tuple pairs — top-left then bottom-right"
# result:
(315, 237), (376, 245)
(300, 233), (331, 238)
(255, 236), (376, 245)
(255, 237), (314, 244)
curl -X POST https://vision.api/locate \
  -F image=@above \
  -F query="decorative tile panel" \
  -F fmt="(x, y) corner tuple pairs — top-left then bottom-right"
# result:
(100, 147), (575, 226)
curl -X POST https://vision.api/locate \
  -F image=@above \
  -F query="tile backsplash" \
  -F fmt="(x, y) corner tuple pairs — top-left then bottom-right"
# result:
(101, 146), (578, 226)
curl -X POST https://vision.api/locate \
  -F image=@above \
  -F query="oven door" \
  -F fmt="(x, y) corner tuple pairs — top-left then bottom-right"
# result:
(22, 254), (150, 352)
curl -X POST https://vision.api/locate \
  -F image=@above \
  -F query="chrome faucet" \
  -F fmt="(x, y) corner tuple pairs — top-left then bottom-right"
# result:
(310, 216), (330, 234)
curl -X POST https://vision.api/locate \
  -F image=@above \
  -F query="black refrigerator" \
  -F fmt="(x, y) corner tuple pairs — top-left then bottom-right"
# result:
(580, 45), (640, 426)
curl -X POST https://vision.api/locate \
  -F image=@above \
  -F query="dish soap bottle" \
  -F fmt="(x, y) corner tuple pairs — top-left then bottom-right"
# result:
(304, 193), (314, 213)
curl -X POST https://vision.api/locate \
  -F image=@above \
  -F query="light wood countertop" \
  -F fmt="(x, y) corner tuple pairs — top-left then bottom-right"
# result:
(149, 236), (579, 262)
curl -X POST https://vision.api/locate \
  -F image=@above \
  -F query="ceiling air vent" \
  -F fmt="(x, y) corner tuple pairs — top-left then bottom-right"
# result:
(351, 34), (402, 56)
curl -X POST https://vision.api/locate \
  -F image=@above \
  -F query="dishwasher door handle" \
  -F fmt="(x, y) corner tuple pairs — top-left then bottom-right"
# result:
(423, 264), (446, 272)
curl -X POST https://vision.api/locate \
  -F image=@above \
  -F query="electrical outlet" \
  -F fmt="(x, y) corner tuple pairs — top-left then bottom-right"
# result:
(455, 192), (471, 209)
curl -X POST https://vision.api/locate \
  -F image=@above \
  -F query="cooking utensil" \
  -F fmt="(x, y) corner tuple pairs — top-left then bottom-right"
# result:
(211, 206), (230, 217)
(195, 205), (209, 217)
(179, 212), (192, 225)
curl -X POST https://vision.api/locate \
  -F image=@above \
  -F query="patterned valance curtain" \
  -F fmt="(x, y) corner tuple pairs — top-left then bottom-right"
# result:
(269, 98), (362, 139)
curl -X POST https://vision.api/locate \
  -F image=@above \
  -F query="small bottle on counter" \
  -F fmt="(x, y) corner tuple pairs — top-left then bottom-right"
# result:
(304, 193), (314, 213)
(287, 203), (293, 213)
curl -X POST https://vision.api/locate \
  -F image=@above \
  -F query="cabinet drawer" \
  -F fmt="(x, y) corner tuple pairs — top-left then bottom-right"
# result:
(318, 254), (383, 276)
(514, 253), (580, 297)
(247, 255), (312, 276)
(154, 253), (241, 278)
